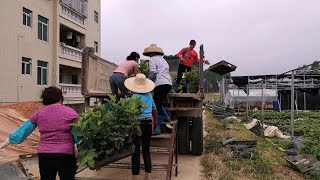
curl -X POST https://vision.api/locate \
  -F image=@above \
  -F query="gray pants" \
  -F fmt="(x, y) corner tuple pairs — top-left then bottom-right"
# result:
(109, 72), (129, 97)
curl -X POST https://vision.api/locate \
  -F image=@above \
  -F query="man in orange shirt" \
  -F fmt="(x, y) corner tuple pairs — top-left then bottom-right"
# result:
(173, 40), (209, 92)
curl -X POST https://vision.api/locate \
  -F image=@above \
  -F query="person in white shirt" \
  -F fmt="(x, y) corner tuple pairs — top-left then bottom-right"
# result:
(143, 44), (172, 135)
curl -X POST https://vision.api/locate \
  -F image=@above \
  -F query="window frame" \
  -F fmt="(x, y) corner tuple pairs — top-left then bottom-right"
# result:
(22, 57), (32, 75)
(94, 11), (99, 23)
(23, 8), (32, 27)
(94, 41), (98, 53)
(38, 15), (48, 41)
(37, 60), (48, 85)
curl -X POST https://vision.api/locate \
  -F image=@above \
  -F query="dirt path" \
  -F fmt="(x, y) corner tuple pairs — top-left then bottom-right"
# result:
(75, 153), (203, 180)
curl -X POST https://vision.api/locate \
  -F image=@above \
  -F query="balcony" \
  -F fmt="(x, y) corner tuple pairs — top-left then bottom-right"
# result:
(60, 0), (88, 27)
(60, 83), (81, 94)
(60, 83), (84, 104)
(60, 43), (82, 63)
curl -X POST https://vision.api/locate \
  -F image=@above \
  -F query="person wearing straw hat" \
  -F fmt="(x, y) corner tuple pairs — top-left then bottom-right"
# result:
(173, 40), (210, 92)
(109, 52), (140, 98)
(143, 44), (172, 135)
(124, 73), (158, 180)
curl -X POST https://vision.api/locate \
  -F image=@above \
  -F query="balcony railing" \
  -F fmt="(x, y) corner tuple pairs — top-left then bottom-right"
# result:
(60, 1), (86, 25)
(60, 43), (82, 62)
(61, 0), (88, 16)
(60, 83), (82, 95)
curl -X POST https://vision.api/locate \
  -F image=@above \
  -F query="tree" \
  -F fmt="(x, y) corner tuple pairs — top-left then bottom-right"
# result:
(310, 61), (320, 74)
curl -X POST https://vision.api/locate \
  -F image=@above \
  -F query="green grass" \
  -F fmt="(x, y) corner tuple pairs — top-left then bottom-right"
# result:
(269, 138), (294, 150)
(249, 151), (274, 179)
(226, 160), (241, 171)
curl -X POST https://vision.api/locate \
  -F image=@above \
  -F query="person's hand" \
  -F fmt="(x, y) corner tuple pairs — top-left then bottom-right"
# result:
(0, 138), (9, 149)
(74, 145), (80, 160)
(153, 119), (157, 130)
(204, 60), (210, 65)
(180, 58), (186, 64)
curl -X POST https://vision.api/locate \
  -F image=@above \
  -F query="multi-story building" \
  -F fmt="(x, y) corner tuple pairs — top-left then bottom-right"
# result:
(0, 0), (101, 104)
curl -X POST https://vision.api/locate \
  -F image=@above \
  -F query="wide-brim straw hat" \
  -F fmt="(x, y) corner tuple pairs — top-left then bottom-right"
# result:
(143, 44), (164, 57)
(124, 74), (155, 93)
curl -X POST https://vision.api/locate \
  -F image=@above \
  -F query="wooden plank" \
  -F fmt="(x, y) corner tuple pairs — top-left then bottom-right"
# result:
(165, 107), (202, 112)
(104, 162), (176, 171)
(152, 133), (172, 139)
(168, 93), (203, 100)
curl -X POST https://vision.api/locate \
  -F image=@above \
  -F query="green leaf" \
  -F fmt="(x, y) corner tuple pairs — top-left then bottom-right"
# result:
(98, 120), (104, 126)
(100, 141), (107, 145)
(87, 158), (95, 168)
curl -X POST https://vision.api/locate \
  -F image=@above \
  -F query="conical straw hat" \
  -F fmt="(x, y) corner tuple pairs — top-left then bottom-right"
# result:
(143, 44), (164, 57)
(124, 74), (155, 93)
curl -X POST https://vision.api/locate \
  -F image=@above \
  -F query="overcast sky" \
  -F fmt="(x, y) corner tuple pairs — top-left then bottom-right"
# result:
(101, 0), (320, 76)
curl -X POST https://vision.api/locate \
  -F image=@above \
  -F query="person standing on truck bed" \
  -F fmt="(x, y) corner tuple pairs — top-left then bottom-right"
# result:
(124, 73), (158, 180)
(0, 86), (79, 180)
(109, 52), (140, 98)
(143, 44), (172, 135)
(173, 40), (210, 92)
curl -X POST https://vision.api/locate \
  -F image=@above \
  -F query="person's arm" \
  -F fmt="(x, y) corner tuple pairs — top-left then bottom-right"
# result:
(194, 51), (200, 63)
(151, 99), (158, 128)
(133, 62), (139, 76)
(0, 119), (37, 149)
(152, 109), (158, 128)
(70, 112), (79, 143)
(147, 58), (157, 82)
(194, 51), (210, 65)
(177, 48), (186, 63)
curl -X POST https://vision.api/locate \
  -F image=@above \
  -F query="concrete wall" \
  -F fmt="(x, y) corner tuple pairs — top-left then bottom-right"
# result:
(86, 0), (101, 56)
(0, 0), (56, 103)
(0, 0), (101, 104)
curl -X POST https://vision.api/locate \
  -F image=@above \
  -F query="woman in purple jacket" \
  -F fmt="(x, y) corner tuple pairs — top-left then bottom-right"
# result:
(0, 86), (79, 180)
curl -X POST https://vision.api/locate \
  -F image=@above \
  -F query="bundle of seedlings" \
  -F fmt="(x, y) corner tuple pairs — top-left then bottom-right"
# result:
(182, 67), (200, 93)
(139, 60), (149, 76)
(71, 96), (145, 169)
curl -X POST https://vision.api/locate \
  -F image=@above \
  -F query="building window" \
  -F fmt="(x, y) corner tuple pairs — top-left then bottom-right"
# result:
(71, 75), (78, 84)
(23, 8), (32, 27)
(94, 11), (98, 23)
(37, 61), (48, 85)
(94, 41), (98, 53)
(22, 57), (31, 75)
(38, 15), (48, 41)
(59, 68), (63, 83)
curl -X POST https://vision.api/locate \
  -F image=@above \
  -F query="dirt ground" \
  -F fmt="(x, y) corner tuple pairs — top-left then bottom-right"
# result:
(0, 101), (43, 118)
(75, 153), (203, 180)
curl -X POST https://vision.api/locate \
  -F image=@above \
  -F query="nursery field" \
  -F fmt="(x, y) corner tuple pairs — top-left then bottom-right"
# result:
(248, 111), (320, 156)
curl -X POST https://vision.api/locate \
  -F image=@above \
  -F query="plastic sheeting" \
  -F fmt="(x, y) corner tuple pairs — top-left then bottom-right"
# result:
(264, 126), (291, 139)
(244, 118), (258, 130)
(0, 108), (39, 164)
(224, 88), (278, 106)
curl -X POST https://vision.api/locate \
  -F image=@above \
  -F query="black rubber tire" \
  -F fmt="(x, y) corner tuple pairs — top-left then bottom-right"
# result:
(177, 117), (190, 154)
(191, 117), (203, 155)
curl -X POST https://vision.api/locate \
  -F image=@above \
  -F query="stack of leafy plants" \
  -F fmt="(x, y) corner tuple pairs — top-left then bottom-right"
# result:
(71, 96), (145, 168)
(163, 55), (178, 59)
(182, 68), (200, 93)
(139, 60), (149, 76)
